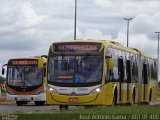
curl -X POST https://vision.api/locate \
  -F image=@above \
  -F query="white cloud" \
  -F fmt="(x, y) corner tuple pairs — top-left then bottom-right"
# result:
(94, 0), (112, 9)
(116, 32), (157, 56)
(12, 2), (46, 29)
(131, 13), (160, 35)
(94, 0), (160, 17)
(83, 29), (112, 40)
(0, 0), (160, 79)
(115, 12), (160, 58)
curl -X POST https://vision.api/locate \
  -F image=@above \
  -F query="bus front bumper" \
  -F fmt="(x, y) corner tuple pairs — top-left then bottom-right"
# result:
(6, 93), (46, 102)
(46, 91), (105, 105)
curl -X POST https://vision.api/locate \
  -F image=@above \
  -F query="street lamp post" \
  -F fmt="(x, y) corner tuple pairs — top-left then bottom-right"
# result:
(74, 0), (77, 40)
(124, 18), (133, 47)
(155, 32), (160, 81)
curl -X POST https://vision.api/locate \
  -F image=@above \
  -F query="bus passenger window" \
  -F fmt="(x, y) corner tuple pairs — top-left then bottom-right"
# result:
(118, 58), (124, 82)
(105, 58), (112, 82)
(126, 60), (131, 83)
(154, 61), (157, 80)
(112, 49), (119, 81)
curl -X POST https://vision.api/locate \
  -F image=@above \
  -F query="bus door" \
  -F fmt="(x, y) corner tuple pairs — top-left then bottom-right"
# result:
(126, 60), (131, 102)
(142, 63), (148, 101)
(118, 58), (124, 102)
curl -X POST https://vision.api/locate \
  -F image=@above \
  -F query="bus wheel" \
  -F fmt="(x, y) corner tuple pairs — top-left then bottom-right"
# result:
(113, 91), (117, 106)
(59, 105), (63, 110)
(131, 89), (135, 105)
(35, 101), (45, 106)
(64, 105), (69, 110)
(16, 101), (22, 106)
(148, 90), (152, 105)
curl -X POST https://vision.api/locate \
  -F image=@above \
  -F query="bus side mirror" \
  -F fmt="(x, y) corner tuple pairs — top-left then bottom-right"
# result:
(108, 58), (113, 70)
(38, 58), (44, 69)
(2, 64), (7, 75)
(2, 68), (5, 75)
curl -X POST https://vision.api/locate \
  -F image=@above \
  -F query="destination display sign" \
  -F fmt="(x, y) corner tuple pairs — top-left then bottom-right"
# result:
(9, 60), (38, 65)
(54, 42), (101, 52)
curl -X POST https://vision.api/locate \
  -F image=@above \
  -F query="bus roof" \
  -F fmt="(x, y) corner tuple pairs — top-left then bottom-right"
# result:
(51, 39), (156, 60)
(8, 56), (47, 63)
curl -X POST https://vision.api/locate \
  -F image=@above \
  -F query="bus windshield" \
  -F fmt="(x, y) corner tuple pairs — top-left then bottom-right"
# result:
(7, 66), (42, 87)
(48, 55), (102, 85)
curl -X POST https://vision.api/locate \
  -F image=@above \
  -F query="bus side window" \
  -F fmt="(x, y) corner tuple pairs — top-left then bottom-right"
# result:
(126, 60), (131, 83)
(123, 52), (127, 82)
(154, 61), (157, 80)
(142, 58), (148, 84)
(105, 58), (110, 82)
(105, 48), (112, 82)
(105, 58), (113, 82)
(118, 58), (124, 82)
(112, 49), (119, 81)
(135, 55), (138, 83)
(148, 60), (150, 81)
(151, 60), (156, 80)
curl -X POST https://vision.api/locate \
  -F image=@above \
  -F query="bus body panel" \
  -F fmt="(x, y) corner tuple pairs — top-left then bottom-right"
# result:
(3, 56), (47, 105)
(46, 87), (111, 105)
(47, 84), (106, 105)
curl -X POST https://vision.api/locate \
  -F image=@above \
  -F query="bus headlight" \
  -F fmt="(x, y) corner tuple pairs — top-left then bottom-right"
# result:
(90, 86), (103, 94)
(48, 87), (58, 94)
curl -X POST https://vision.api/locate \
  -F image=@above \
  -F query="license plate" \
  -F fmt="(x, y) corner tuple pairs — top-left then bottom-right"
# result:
(69, 98), (79, 103)
(21, 99), (27, 101)
(20, 97), (28, 101)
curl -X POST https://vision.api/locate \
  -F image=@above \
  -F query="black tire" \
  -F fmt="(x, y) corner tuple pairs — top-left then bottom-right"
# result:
(113, 90), (117, 106)
(131, 89), (135, 105)
(35, 101), (45, 106)
(59, 105), (63, 110)
(16, 101), (22, 106)
(149, 90), (152, 105)
(64, 105), (69, 110)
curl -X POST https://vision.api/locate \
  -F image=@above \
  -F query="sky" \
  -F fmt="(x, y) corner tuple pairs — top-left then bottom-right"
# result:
(0, 0), (160, 79)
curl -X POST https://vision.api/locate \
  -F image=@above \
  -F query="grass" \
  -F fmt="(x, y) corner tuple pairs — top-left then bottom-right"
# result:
(0, 91), (159, 120)
(0, 97), (7, 102)
(0, 92), (13, 102)
(0, 92), (6, 102)
(73, 105), (160, 114)
(0, 92), (6, 96)
(1, 105), (160, 120)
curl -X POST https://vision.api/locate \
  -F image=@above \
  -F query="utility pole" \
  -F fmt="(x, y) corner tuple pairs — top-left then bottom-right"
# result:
(124, 18), (133, 47)
(74, 0), (77, 40)
(155, 32), (160, 81)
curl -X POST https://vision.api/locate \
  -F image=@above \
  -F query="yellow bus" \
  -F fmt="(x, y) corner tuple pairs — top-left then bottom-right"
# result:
(2, 56), (47, 106)
(45, 40), (158, 109)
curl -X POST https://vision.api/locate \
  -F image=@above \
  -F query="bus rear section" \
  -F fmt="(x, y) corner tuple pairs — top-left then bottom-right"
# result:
(46, 41), (108, 107)
(2, 57), (47, 106)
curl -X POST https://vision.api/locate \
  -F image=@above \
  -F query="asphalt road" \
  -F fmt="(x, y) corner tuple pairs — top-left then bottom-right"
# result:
(0, 104), (61, 113)
(0, 97), (160, 114)
(154, 97), (160, 105)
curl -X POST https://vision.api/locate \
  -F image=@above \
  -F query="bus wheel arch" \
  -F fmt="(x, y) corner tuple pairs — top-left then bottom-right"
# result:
(149, 88), (152, 103)
(112, 86), (117, 106)
(132, 87), (136, 105)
